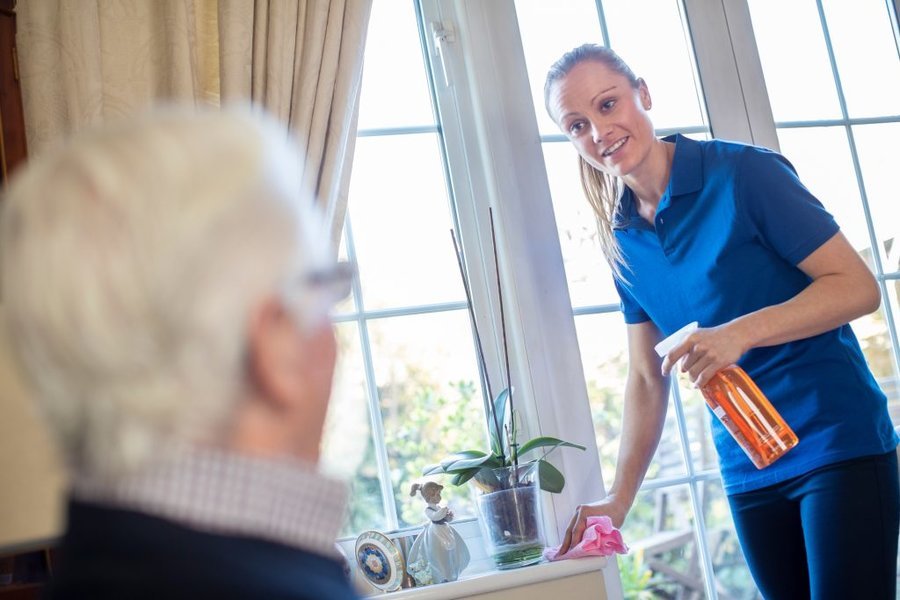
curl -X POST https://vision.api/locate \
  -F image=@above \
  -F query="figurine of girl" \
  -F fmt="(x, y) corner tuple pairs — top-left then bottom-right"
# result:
(407, 482), (470, 584)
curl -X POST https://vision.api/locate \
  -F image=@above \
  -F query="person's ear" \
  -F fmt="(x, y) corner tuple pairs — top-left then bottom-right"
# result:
(637, 77), (652, 111)
(246, 295), (304, 411)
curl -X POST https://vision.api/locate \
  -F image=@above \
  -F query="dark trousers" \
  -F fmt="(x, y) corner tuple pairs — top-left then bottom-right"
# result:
(728, 450), (899, 600)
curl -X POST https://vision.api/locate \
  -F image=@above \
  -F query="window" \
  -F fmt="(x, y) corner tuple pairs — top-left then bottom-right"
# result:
(747, 0), (900, 424)
(320, 0), (487, 538)
(324, 1), (900, 597)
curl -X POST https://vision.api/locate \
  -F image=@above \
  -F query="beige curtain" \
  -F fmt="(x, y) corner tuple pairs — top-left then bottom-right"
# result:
(15, 0), (371, 240)
(217, 0), (371, 246)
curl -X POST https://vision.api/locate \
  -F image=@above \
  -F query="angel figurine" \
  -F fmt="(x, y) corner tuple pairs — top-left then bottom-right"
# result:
(406, 481), (470, 585)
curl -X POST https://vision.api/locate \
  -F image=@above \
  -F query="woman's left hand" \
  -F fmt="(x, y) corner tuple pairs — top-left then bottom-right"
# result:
(660, 324), (748, 387)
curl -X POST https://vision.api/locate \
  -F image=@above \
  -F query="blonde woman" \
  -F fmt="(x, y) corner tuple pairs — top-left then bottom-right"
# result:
(544, 44), (898, 599)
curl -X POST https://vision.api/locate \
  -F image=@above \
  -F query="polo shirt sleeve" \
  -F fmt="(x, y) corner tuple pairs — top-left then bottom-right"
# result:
(614, 276), (650, 324)
(737, 146), (840, 266)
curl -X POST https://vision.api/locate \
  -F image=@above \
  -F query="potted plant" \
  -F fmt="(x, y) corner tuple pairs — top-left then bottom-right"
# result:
(423, 210), (585, 570)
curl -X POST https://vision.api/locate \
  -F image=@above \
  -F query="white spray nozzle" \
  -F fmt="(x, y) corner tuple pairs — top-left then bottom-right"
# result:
(654, 321), (699, 358)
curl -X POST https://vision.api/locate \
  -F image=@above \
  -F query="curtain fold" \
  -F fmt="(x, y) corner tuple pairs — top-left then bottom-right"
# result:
(16, 0), (372, 244)
(218, 0), (370, 247)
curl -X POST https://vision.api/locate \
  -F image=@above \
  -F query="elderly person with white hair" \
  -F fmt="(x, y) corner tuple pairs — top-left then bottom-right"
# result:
(1, 109), (357, 599)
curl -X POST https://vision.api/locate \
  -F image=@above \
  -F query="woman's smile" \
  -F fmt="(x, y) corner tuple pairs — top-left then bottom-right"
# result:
(601, 136), (629, 158)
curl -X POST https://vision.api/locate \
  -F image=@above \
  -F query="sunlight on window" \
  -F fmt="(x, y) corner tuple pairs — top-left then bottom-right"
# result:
(747, 0), (841, 122)
(514, 0), (604, 136)
(600, 0), (707, 130)
(542, 142), (620, 307)
(349, 134), (465, 310)
(821, 0), (900, 118)
(852, 122), (900, 272)
(774, 127), (869, 251)
(321, 0), (489, 538)
(356, 0), (433, 129)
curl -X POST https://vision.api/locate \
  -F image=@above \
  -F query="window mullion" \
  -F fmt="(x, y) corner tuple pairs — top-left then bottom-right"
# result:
(669, 384), (719, 600)
(681, 0), (779, 149)
(341, 215), (401, 532)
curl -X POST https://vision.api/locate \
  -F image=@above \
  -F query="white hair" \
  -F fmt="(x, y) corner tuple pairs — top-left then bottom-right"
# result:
(1, 107), (334, 478)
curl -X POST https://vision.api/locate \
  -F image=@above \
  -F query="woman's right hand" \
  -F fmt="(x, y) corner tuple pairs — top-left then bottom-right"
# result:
(558, 494), (630, 555)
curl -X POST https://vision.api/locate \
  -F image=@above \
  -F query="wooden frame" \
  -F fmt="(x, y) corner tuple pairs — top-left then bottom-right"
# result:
(0, 0), (27, 188)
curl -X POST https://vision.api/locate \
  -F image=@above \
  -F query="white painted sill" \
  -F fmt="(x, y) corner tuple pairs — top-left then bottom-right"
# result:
(363, 557), (608, 599)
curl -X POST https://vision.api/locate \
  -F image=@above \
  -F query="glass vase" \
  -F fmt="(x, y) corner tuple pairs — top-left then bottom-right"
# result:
(473, 464), (545, 570)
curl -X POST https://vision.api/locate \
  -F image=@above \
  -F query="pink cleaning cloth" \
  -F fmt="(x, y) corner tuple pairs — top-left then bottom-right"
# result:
(543, 515), (628, 561)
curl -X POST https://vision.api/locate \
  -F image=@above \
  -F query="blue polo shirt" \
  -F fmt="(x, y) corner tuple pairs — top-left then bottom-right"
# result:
(613, 134), (898, 495)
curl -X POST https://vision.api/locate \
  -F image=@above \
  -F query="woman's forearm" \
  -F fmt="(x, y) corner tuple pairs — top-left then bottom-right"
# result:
(731, 233), (880, 352)
(607, 371), (670, 509)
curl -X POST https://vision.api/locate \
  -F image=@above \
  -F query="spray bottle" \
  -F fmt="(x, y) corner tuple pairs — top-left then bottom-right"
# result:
(655, 322), (798, 469)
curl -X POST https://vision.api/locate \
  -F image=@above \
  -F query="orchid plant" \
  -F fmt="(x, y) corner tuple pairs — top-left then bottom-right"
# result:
(423, 210), (584, 494)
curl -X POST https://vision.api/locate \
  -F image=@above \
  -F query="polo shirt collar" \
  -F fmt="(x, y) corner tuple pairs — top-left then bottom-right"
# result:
(613, 133), (703, 230)
(664, 133), (703, 197)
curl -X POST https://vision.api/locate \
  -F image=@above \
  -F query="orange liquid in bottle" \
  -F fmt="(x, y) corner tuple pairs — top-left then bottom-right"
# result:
(701, 365), (798, 469)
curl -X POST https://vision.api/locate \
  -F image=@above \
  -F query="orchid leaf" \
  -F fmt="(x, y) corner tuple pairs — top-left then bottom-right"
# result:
(443, 453), (502, 472)
(517, 436), (586, 457)
(492, 388), (510, 449)
(537, 459), (565, 493)
(423, 450), (486, 475)
(451, 469), (479, 486)
(423, 451), (502, 475)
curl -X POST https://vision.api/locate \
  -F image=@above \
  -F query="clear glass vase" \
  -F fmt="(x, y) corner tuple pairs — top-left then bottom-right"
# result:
(473, 464), (545, 570)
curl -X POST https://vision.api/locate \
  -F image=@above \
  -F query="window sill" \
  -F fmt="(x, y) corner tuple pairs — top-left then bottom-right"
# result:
(371, 556), (608, 599)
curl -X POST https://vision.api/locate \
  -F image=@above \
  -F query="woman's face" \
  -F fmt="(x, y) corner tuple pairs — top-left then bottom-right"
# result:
(547, 60), (655, 181)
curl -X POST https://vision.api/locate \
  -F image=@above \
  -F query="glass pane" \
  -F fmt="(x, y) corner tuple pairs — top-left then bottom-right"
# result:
(322, 322), (388, 535)
(575, 312), (628, 481)
(822, 0), (900, 118)
(601, 0), (707, 131)
(775, 126), (870, 253)
(683, 384), (719, 473)
(853, 305), (898, 381)
(648, 402), (687, 482)
(348, 133), (465, 310)
(514, 0), (604, 136)
(853, 123), (900, 272)
(575, 313), (686, 487)
(357, 0), (434, 130)
(747, 0), (842, 121)
(701, 479), (762, 599)
(854, 301), (900, 430)
(543, 141), (620, 308)
(624, 485), (705, 598)
(367, 311), (487, 529)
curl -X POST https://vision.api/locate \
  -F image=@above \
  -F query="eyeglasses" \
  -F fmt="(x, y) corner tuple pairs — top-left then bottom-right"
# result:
(305, 261), (354, 305)
(282, 260), (355, 328)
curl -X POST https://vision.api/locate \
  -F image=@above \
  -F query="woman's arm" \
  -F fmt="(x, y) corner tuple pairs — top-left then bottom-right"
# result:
(559, 320), (670, 553)
(663, 231), (880, 386)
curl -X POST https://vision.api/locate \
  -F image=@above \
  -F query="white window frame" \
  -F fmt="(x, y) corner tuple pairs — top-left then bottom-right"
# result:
(346, 1), (900, 597)
(416, 1), (781, 596)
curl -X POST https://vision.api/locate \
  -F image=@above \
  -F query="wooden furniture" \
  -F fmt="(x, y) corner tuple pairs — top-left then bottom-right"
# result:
(0, 0), (26, 186)
(0, 549), (53, 599)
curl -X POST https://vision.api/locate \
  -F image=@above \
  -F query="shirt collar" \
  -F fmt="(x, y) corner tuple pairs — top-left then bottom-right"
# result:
(613, 133), (704, 230)
(665, 133), (704, 197)
(71, 443), (348, 558)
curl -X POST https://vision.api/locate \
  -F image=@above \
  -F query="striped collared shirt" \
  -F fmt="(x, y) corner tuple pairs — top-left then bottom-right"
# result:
(72, 444), (348, 559)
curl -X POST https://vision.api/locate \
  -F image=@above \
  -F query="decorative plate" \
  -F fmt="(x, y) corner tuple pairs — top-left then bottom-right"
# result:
(355, 530), (405, 592)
